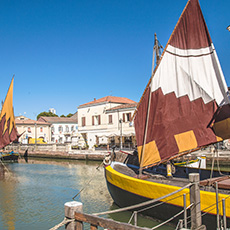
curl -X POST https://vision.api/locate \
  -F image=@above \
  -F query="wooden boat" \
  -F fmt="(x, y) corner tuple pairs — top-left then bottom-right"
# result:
(0, 151), (19, 162)
(0, 77), (19, 161)
(104, 0), (230, 229)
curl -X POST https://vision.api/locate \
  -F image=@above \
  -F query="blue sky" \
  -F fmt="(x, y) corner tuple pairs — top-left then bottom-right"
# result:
(0, 0), (229, 119)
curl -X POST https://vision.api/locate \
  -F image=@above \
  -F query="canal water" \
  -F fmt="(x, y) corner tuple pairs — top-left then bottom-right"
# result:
(0, 158), (174, 230)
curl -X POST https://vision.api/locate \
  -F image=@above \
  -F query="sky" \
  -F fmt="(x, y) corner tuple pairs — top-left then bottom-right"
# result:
(0, 0), (230, 120)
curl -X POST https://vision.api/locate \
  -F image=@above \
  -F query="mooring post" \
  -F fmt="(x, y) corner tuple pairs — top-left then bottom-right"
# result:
(222, 199), (227, 230)
(134, 211), (137, 226)
(183, 193), (187, 228)
(65, 201), (83, 230)
(215, 182), (220, 229)
(189, 173), (206, 230)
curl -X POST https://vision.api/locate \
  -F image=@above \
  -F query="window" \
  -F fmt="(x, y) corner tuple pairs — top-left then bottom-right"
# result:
(108, 115), (113, 124)
(51, 126), (55, 132)
(82, 117), (86, 126)
(28, 127), (31, 133)
(40, 127), (43, 133)
(123, 113), (132, 122)
(58, 126), (63, 132)
(65, 125), (69, 132)
(92, 115), (101, 126)
(71, 125), (74, 131)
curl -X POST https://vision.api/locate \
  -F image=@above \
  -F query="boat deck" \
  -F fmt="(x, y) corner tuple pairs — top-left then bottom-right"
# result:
(113, 163), (230, 195)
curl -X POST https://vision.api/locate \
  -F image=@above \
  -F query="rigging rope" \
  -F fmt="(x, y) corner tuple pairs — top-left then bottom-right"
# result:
(93, 182), (192, 216)
(72, 161), (103, 200)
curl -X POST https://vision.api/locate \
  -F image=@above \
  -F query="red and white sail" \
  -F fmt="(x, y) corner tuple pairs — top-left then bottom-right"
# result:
(134, 0), (230, 168)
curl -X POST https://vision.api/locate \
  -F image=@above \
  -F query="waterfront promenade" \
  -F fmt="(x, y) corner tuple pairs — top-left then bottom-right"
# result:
(3, 144), (230, 165)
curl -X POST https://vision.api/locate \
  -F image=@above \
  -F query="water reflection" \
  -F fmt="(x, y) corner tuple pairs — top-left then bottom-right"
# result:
(0, 165), (17, 230)
(0, 159), (173, 230)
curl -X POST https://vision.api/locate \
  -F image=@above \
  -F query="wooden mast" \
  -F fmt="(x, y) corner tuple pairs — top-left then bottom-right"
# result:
(139, 33), (161, 175)
(137, 0), (192, 170)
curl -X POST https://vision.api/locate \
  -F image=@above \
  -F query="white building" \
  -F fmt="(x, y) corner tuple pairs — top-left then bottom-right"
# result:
(78, 96), (137, 149)
(38, 115), (81, 144)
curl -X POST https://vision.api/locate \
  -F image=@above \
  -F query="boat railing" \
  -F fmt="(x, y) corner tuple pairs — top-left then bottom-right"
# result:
(49, 187), (194, 230)
(50, 173), (228, 229)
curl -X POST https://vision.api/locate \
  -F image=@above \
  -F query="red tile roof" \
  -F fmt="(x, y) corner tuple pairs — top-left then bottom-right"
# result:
(106, 102), (138, 111)
(79, 96), (136, 107)
(15, 119), (51, 125)
(38, 116), (77, 123)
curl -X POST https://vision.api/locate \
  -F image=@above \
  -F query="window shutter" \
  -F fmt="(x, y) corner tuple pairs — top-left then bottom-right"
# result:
(109, 115), (112, 124)
(98, 115), (101, 125)
(82, 117), (86, 126)
(92, 116), (94, 125)
(123, 113), (125, 122)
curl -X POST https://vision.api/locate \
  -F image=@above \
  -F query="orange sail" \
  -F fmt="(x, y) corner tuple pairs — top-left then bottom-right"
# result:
(0, 78), (18, 149)
(134, 0), (230, 168)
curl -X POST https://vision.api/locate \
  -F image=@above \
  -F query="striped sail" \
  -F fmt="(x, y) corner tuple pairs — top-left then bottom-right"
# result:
(134, 0), (230, 168)
(0, 78), (18, 149)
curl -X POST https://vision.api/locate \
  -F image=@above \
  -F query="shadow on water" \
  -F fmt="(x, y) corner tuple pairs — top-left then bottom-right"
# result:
(108, 203), (174, 230)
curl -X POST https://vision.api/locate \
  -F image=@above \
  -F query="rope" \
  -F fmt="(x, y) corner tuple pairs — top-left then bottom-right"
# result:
(49, 217), (74, 230)
(151, 203), (193, 230)
(72, 161), (103, 200)
(93, 182), (192, 216)
(137, 191), (189, 214)
(128, 212), (136, 224)
(209, 146), (215, 184)
(216, 149), (224, 176)
(186, 193), (230, 225)
(127, 193), (188, 225)
(0, 158), (10, 173)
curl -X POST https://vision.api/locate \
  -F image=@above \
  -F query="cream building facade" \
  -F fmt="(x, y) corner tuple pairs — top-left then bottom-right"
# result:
(78, 96), (137, 149)
(15, 116), (51, 144)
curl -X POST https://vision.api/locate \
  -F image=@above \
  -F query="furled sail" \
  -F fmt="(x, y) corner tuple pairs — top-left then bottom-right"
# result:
(0, 78), (18, 149)
(134, 0), (230, 168)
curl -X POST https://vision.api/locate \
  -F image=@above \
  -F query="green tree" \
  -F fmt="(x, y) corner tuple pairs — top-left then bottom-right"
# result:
(37, 111), (58, 120)
(60, 113), (73, 118)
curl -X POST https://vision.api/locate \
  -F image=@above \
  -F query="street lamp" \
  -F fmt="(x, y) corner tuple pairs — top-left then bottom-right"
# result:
(227, 25), (230, 32)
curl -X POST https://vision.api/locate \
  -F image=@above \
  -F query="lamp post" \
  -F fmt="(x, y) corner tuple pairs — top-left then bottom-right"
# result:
(227, 25), (230, 32)
(35, 122), (37, 149)
(119, 118), (123, 150)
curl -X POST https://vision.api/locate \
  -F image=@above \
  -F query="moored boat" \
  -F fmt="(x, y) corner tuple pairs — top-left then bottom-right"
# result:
(104, 0), (230, 229)
(0, 151), (19, 162)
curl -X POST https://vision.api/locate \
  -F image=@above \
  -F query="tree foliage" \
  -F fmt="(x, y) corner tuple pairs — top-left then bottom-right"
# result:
(37, 112), (58, 120)
(60, 113), (73, 118)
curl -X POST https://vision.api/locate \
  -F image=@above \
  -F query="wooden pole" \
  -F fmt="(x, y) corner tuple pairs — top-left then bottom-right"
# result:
(183, 193), (187, 228)
(222, 199), (227, 230)
(189, 173), (206, 230)
(215, 182), (220, 229)
(134, 211), (137, 226)
(65, 201), (83, 230)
